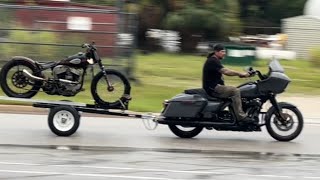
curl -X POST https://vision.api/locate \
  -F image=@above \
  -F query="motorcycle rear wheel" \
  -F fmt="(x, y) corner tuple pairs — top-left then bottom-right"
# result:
(0, 59), (42, 98)
(168, 125), (203, 138)
(91, 70), (131, 109)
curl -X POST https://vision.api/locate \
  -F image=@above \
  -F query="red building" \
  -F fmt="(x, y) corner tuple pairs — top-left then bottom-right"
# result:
(13, 0), (120, 56)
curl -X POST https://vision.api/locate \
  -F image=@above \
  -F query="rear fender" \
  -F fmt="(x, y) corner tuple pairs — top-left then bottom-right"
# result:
(12, 56), (37, 65)
(11, 56), (44, 78)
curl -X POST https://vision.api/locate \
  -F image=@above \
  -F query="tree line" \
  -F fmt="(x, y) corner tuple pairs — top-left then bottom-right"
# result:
(5, 0), (307, 51)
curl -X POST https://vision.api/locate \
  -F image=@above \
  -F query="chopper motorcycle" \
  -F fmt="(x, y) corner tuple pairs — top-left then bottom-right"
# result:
(157, 58), (303, 141)
(0, 42), (131, 109)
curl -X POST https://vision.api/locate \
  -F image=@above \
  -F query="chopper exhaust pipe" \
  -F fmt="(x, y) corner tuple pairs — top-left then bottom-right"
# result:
(22, 69), (45, 81)
(22, 69), (78, 84)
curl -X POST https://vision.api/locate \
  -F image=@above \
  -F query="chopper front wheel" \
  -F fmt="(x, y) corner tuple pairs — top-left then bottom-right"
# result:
(91, 70), (131, 109)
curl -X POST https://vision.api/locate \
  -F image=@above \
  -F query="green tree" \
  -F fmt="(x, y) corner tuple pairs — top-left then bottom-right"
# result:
(164, 0), (242, 52)
(58, 0), (242, 51)
(239, 0), (307, 34)
(265, 0), (307, 24)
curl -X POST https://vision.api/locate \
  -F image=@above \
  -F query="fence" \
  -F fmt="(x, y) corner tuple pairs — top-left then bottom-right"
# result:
(0, 3), (138, 78)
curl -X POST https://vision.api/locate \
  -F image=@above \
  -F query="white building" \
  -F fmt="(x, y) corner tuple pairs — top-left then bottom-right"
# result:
(281, 0), (320, 59)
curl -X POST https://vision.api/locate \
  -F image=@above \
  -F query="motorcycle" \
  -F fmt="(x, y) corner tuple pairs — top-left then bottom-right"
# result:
(0, 42), (131, 109)
(157, 58), (303, 141)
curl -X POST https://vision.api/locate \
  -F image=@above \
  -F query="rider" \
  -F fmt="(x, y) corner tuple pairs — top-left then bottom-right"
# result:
(202, 43), (253, 124)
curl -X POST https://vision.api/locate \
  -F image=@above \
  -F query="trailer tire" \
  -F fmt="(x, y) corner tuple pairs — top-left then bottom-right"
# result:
(48, 106), (80, 136)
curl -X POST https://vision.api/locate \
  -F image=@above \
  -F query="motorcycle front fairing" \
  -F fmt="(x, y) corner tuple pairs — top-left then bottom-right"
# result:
(257, 72), (290, 94)
(257, 59), (291, 94)
(239, 59), (291, 96)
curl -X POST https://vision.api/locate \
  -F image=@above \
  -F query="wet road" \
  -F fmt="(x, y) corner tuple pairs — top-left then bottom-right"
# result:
(1, 145), (320, 180)
(0, 113), (320, 179)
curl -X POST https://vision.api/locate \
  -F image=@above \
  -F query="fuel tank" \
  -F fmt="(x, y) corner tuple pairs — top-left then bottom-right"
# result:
(59, 52), (88, 67)
(238, 82), (260, 98)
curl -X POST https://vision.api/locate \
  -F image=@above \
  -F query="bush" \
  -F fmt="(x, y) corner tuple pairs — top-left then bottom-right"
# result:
(0, 30), (58, 60)
(309, 47), (320, 67)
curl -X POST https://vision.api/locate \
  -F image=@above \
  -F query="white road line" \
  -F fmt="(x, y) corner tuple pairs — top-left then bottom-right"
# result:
(0, 161), (222, 175)
(239, 174), (291, 178)
(0, 169), (184, 180)
(0, 161), (318, 179)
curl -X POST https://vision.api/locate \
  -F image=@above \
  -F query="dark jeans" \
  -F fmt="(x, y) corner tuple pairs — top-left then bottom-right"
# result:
(209, 85), (247, 120)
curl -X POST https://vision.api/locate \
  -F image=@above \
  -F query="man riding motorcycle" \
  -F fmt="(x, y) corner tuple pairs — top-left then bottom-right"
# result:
(202, 44), (253, 124)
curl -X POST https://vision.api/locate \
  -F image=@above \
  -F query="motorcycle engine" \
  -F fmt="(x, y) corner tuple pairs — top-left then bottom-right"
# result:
(51, 65), (83, 96)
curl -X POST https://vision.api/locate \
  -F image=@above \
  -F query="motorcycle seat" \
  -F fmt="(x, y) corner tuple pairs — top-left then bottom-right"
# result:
(184, 88), (222, 101)
(36, 61), (58, 70)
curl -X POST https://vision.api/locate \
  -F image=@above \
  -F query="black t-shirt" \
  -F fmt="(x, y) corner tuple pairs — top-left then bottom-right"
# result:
(202, 56), (224, 92)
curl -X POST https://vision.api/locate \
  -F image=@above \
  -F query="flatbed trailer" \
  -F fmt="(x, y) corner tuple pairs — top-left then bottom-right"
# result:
(0, 96), (156, 136)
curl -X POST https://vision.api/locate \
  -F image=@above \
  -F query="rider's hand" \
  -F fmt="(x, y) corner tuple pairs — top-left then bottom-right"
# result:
(239, 72), (250, 78)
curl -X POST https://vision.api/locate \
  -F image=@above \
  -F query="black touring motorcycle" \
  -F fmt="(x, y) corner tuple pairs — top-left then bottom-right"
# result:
(0, 42), (131, 109)
(157, 59), (303, 141)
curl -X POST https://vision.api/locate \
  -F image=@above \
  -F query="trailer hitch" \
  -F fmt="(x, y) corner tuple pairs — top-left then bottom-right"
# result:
(141, 113), (158, 130)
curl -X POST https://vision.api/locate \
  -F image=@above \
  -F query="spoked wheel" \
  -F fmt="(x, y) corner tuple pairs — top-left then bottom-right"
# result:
(168, 125), (203, 138)
(0, 59), (42, 98)
(48, 106), (80, 136)
(265, 103), (303, 142)
(91, 70), (131, 109)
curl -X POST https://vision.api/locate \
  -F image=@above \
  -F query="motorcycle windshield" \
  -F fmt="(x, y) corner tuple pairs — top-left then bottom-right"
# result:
(269, 59), (284, 73)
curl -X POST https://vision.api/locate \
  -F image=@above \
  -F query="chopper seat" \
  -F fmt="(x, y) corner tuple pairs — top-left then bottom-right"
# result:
(184, 88), (221, 101)
(35, 61), (58, 70)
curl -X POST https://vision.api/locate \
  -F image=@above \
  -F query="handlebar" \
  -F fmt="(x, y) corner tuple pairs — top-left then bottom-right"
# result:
(81, 42), (97, 51)
(81, 42), (100, 62)
(247, 68), (265, 80)
(81, 43), (89, 49)
(256, 70), (265, 80)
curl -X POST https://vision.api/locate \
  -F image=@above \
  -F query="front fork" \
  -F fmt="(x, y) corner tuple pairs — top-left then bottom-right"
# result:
(98, 60), (113, 92)
(269, 94), (286, 122)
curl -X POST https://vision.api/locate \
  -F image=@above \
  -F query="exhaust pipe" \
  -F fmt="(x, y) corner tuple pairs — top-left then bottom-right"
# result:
(22, 69), (78, 84)
(22, 69), (45, 81)
(58, 79), (78, 84)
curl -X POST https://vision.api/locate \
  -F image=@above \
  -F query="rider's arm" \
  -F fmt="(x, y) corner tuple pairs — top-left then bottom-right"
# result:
(220, 68), (249, 78)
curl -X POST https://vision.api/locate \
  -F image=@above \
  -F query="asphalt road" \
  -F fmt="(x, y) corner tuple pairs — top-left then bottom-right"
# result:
(0, 113), (320, 179)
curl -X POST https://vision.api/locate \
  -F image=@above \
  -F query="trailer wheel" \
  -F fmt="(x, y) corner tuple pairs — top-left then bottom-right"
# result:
(48, 106), (80, 136)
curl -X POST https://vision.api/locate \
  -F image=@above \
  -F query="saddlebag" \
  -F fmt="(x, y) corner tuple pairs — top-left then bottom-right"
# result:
(161, 94), (207, 118)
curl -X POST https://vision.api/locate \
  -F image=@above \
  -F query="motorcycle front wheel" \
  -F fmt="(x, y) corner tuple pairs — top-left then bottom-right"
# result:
(91, 69), (131, 109)
(265, 103), (303, 142)
(168, 125), (203, 138)
(0, 59), (42, 98)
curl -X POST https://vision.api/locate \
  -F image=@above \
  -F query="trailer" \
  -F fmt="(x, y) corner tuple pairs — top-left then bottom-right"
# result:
(0, 96), (158, 136)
